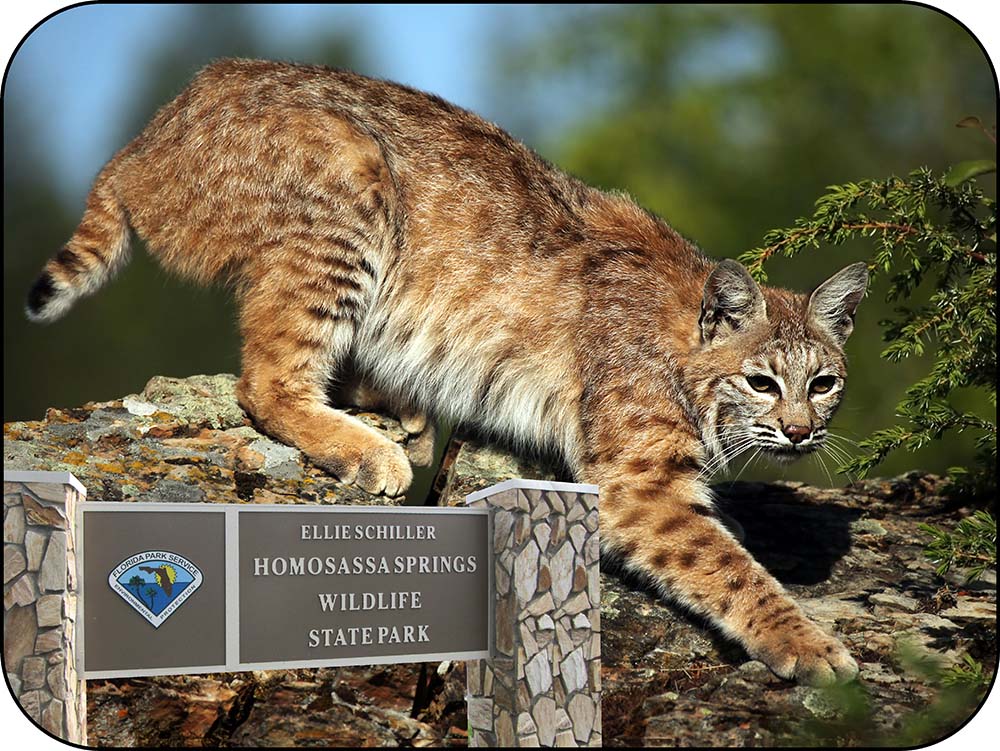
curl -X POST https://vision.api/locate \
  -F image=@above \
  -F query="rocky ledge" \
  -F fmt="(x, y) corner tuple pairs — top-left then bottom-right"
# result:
(4, 374), (996, 746)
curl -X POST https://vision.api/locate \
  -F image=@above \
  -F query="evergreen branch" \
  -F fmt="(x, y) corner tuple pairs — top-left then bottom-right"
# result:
(919, 510), (997, 582)
(747, 157), (996, 496)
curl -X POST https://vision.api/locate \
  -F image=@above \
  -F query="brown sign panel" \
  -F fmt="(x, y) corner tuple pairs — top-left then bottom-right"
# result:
(78, 504), (492, 678)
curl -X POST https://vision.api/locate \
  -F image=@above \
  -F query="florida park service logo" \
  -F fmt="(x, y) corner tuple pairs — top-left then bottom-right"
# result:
(109, 551), (202, 628)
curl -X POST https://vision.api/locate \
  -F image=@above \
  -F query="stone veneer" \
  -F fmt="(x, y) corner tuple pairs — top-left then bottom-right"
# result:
(465, 480), (602, 747)
(4, 471), (86, 744)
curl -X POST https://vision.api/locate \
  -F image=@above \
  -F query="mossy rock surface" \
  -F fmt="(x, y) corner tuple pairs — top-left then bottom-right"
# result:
(4, 375), (995, 746)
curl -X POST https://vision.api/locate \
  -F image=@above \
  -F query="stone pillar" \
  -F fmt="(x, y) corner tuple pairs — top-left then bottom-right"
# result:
(465, 480), (602, 747)
(4, 471), (86, 744)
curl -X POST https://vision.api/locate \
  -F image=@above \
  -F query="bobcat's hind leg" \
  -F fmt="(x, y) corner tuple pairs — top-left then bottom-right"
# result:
(337, 379), (437, 467)
(236, 257), (412, 497)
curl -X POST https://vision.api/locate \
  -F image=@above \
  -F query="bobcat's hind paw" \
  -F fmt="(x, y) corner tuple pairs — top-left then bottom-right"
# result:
(406, 424), (436, 467)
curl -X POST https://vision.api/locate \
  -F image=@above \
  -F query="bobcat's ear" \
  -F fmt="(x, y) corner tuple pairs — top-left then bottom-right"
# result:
(807, 262), (868, 346)
(699, 259), (766, 343)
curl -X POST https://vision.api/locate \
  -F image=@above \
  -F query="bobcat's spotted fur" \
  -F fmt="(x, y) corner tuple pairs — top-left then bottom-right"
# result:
(28, 59), (867, 685)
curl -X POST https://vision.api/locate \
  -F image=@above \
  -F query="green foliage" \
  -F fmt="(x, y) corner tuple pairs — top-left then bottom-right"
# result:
(941, 654), (991, 691)
(789, 642), (991, 746)
(738, 127), (996, 497)
(495, 3), (996, 485)
(919, 510), (997, 582)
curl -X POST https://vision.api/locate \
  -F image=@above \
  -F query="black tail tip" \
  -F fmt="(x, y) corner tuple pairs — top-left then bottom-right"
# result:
(26, 271), (56, 322)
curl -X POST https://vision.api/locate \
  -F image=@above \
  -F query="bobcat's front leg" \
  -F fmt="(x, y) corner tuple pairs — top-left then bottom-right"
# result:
(235, 258), (413, 496)
(590, 443), (858, 686)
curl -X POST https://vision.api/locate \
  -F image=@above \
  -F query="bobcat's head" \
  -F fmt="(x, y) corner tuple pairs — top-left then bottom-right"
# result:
(688, 259), (868, 472)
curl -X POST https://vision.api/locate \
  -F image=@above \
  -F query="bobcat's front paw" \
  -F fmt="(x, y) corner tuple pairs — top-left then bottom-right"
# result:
(356, 441), (413, 496)
(752, 620), (858, 686)
(321, 437), (413, 497)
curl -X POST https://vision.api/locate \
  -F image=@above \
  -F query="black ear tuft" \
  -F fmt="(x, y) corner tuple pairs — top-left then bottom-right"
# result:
(808, 262), (869, 346)
(26, 271), (56, 321)
(699, 259), (766, 343)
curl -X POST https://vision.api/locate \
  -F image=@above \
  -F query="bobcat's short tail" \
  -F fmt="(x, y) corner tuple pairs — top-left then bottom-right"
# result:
(26, 169), (131, 323)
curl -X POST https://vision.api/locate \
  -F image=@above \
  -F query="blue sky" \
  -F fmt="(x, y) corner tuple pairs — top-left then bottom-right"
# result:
(7, 3), (995, 208)
(5, 4), (543, 204)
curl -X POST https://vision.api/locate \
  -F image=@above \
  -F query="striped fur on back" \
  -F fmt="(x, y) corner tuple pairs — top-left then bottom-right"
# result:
(27, 59), (869, 685)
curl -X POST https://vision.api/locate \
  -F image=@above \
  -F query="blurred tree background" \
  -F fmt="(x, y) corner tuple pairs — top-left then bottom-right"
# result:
(4, 4), (996, 487)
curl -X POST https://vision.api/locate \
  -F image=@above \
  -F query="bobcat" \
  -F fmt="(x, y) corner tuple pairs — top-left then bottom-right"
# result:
(27, 58), (865, 685)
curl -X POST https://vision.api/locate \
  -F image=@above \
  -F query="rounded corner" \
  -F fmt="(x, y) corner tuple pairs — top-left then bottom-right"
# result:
(2, 2), (100, 97)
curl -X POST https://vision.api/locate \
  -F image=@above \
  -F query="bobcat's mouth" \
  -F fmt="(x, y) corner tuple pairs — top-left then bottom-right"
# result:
(763, 440), (821, 462)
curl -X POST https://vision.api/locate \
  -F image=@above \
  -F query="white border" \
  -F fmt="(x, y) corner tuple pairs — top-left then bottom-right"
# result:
(464, 478), (599, 504)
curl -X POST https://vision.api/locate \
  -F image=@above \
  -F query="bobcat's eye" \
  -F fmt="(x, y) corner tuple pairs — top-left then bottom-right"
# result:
(810, 375), (837, 394)
(746, 375), (780, 394)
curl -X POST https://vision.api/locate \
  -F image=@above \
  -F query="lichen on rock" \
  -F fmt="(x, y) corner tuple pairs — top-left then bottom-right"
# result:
(4, 375), (996, 746)
(4, 373), (411, 506)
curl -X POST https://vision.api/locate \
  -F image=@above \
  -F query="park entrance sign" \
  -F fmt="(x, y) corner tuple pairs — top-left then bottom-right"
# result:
(5, 471), (602, 746)
(78, 504), (492, 677)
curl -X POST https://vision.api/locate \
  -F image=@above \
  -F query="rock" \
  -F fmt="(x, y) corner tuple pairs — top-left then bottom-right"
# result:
(568, 692), (595, 742)
(532, 696), (558, 747)
(802, 688), (840, 718)
(525, 650), (553, 695)
(122, 396), (158, 417)
(35, 627), (63, 653)
(4, 374), (413, 506)
(24, 529), (47, 571)
(47, 665), (66, 699)
(37, 530), (66, 591)
(4, 572), (37, 609)
(4, 546), (26, 583)
(4, 503), (25, 543)
(939, 599), (996, 621)
(139, 374), (247, 429)
(495, 710), (515, 746)
(4, 604), (37, 673)
(518, 710), (538, 735)
(735, 660), (777, 684)
(21, 656), (47, 690)
(514, 541), (541, 605)
(247, 437), (303, 480)
(41, 698), (65, 737)
(550, 541), (576, 604)
(555, 728), (576, 746)
(21, 493), (67, 527)
(35, 595), (62, 628)
(560, 647), (587, 693)
(860, 662), (902, 685)
(4, 377), (996, 747)
(443, 439), (996, 748)
(526, 592), (556, 617)
(440, 437), (557, 507)
(850, 518), (888, 536)
(20, 689), (43, 722)
(870, 591), (920, 613)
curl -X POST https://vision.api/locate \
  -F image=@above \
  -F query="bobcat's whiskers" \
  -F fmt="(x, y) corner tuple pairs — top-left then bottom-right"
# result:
(697, 427), (759, 481)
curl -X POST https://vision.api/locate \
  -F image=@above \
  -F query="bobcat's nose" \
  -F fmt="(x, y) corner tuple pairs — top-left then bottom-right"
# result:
(782, 424), (812, 444)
